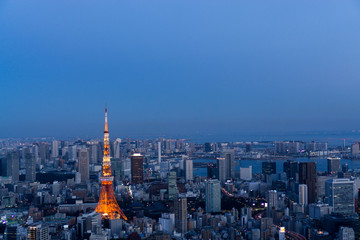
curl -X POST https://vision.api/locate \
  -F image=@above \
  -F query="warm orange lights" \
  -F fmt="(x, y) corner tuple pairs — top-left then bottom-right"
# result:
(95, 107), (127, 221)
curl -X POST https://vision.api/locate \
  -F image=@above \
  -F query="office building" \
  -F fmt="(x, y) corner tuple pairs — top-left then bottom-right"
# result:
(205, 179), (221, 213)
(267, 190), (278, 217)
(131, 153), (144, 184)
(325, 178), (354, 215)
(262, 162), (276, 175)
(283, 160), (298, 180)
(25, 153), (36, 182)
(207, 163), (218, 179)
(239, 166), (252, 180)
(174, 197), (187, 234)
(217, 158), (226, 182)
(6, 150), (19, 182)
(78, 149), (89, 183)
(51, 140), (59, 158)
(327, 157), (341, 174)
(299, 184), (308, 206)
(184, 159), (193, 181)
(27, 223), (50, 240)
(168, 171), (177, 200)
(339, 226), (355, 240)
(299, 162), (317, 203)
(224, 151), (235, 179)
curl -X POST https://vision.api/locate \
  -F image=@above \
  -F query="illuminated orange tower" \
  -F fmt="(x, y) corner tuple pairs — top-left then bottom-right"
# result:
(95, 107), (127, 220)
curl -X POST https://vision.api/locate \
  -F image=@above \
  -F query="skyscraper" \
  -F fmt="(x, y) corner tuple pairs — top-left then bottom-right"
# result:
(283, 160), (298, 180)
(267, 190), (278, 217)
(131, 153), (143, 184)
(217, 158), (226, 182)
(27, 223), (50, 240)
(224, 150), (235, 179)
(168, 171), (178, 200)
(205, 179), (221, 213)
(327, 157), (341, 174)
(158, 141), (161, 164)
(207, 163), (218, 179)
(95, 107), (127, 220)
(325, 178), (354, 215)
(25, 153), (36, 182)
(299, 162), (317, 203)
(262, 162), (276, 175)
(174, 197), (187, 234)
(299, 184), (308, 206)
(78, 149), (89, 183)
(184, 159), (193, 181)
(6, 150), (19, 182)
(39, 143), (50, 165)
(51, 140), (59, 158)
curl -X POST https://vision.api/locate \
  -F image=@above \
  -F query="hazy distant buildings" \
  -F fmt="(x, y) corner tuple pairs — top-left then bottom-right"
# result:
(325, 178), (354, 215)
(351, 143), (360, 157)
(205, 179), (221, 213)
(131, 153), (143, 184)
(299, 162), (317, 203)
(78, 149), (89, 183)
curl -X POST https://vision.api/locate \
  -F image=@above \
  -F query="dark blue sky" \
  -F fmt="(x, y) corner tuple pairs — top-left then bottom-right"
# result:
(1, 0), (360, 138)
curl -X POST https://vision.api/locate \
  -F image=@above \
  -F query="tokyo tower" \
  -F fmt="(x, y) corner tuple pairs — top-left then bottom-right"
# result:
(95, 107), (127, 220)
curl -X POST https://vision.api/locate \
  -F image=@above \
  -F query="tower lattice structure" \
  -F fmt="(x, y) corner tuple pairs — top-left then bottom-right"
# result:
(95, 107), (127, 220)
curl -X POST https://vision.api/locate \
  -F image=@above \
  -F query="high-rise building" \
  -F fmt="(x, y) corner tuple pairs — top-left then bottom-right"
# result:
(131, 153), (143, 184)
(184, 159), (193, 181)
(239, 166), (252, 181)
(174, 197), (187, 234)
(25, 153), (36, 182)
(327, 157), (341, 174)
(299, 184), (308, 206)
(27, 224), (50, 240)
(205, 179), (221, 213)
(351, 143), (360, 157)
(78, 149), (89, 183)
(95, 107), (127, 220)
(224, 151), (235, 179)
(6, 150), (19, 182)
(168, 171), (178, 200)
(207, 163), (218, 179)
(51, 140), (59, 158)
(339, 226), (355, 240)
(39, 143), (50, 165)
(283, 160), (298, 180)
(267, 190), (278, 217)
(299, 162), (317, 203)
(325, 178), (354, 215)
(217, 158), (226, 182)
(158, 141), (162, 164)
(6, 225), (18, 240)
(262, 162), (276, 175)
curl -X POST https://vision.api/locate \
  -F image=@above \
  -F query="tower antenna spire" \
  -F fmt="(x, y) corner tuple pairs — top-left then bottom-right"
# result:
(96, 106), (127, 220)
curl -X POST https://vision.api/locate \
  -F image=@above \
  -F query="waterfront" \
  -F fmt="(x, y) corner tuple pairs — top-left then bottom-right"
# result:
(193, 157), (359, 177)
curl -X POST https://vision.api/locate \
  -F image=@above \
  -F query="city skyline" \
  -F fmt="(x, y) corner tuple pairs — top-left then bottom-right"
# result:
(2, 0), (360, 138)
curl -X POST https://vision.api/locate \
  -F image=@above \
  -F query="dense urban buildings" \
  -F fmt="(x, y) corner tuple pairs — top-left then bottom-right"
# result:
(1, 125), (360, 239)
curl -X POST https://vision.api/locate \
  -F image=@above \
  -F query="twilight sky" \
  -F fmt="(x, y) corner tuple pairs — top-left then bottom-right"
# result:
(1, 0), (360, 138)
